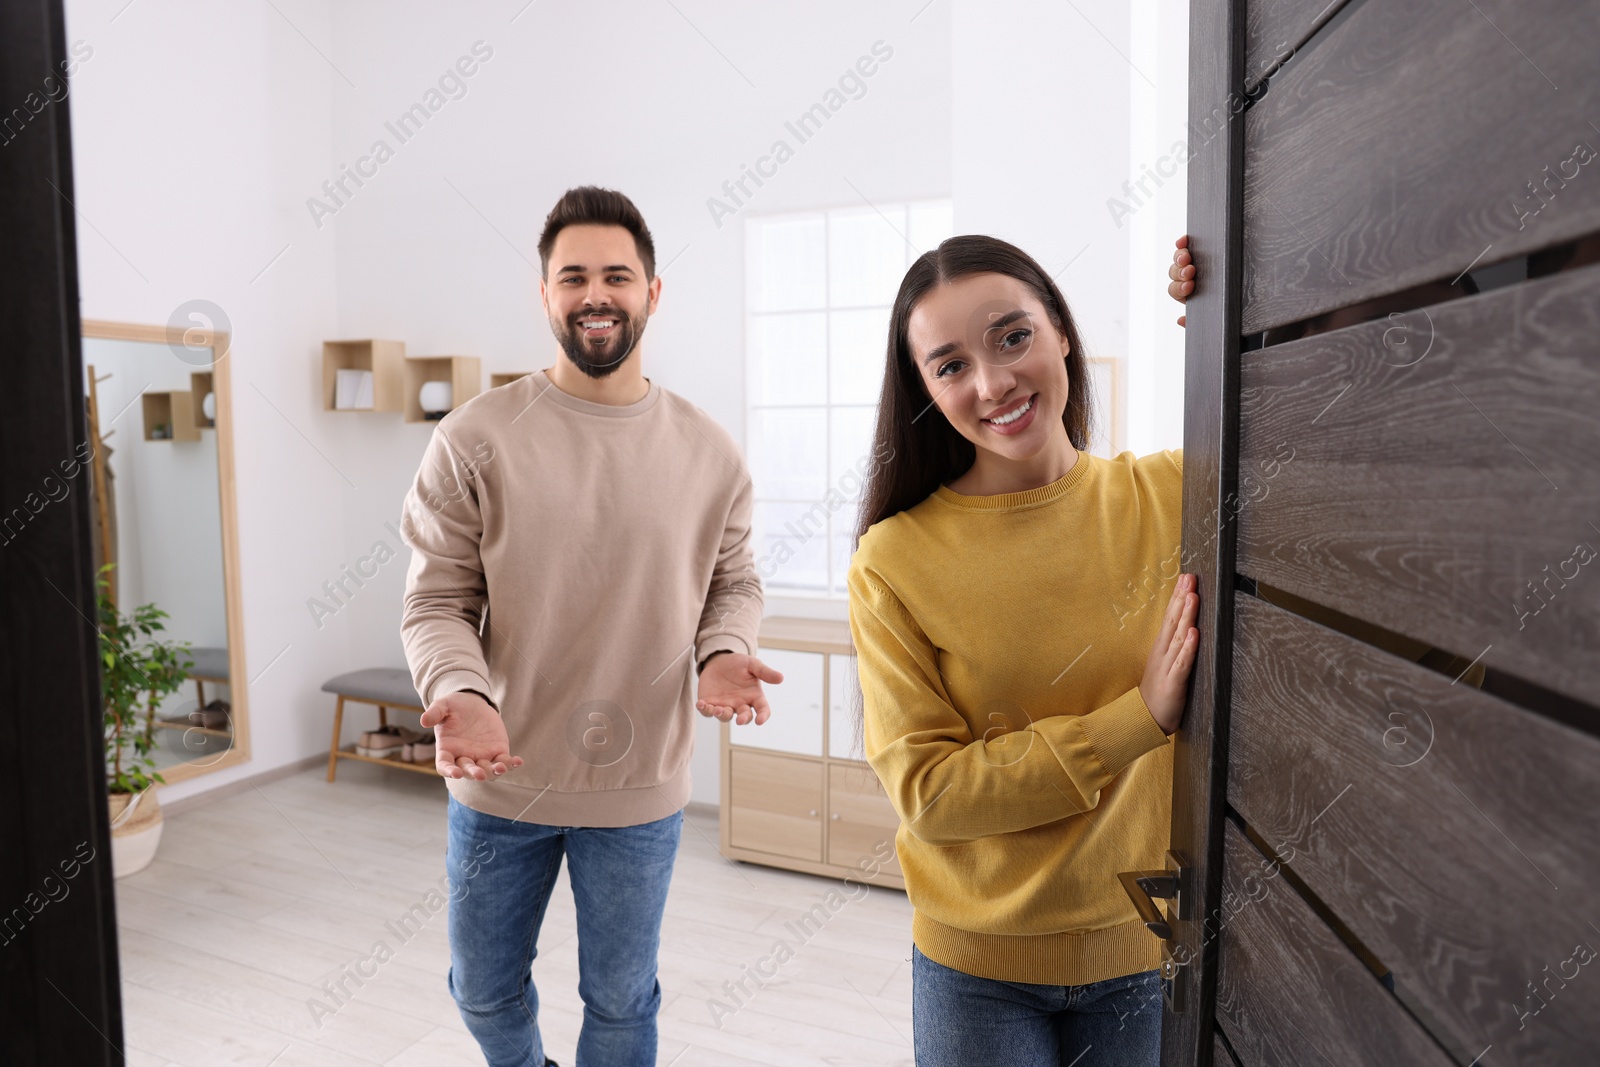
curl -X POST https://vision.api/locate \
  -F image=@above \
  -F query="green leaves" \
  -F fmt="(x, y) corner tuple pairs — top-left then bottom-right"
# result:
(97, 564), (190, 795)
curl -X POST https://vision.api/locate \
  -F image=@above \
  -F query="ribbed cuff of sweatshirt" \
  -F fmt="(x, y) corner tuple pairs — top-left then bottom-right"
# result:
(429, 669), (495, 709)
(695, 634), (751, 669)
(1077, 685), (1171, 778)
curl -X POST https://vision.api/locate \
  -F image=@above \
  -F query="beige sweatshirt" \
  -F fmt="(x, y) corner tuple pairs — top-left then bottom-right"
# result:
(399, 370), (763, 827)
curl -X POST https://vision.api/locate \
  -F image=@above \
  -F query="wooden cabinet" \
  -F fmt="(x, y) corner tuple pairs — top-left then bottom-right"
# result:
(718, 617), (904, 890)
(826, 763), (902, 880)
(727, 750), (823, 861)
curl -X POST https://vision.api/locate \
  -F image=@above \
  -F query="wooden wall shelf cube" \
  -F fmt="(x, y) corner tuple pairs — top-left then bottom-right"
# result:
(323, 339), (405, 412)
(490, 372), (531, 389)
(190, 371), (215, 429)
(141, 390), (200, 442)
(404, 356), (481, 423)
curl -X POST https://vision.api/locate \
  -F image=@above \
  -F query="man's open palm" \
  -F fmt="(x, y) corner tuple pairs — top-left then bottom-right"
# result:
(420, 690), (524, 781)
(695, 653), (783, 726)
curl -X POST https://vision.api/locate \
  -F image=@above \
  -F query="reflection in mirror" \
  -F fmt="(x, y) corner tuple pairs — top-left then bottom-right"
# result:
(83, 335), (235, 776)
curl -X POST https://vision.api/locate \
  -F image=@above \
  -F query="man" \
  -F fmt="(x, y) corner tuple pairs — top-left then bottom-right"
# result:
(399, 186), (783, 1067)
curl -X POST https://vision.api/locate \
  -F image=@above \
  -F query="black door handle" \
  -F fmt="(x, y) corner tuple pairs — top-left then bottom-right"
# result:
(1118, 852), (1192, 1013)
(1118, 868), (1177, 940)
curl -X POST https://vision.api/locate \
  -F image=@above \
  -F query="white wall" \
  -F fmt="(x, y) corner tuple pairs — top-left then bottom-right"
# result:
(952, 0), (1131, 385)
(952, 0), (1188, 461)
(1126, 0), (1192, 456)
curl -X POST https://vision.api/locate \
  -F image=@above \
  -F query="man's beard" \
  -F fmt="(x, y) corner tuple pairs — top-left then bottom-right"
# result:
(552, 306), (648, 379)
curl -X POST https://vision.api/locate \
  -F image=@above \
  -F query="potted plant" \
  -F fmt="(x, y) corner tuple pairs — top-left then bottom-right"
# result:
(97, 564), (191, 877)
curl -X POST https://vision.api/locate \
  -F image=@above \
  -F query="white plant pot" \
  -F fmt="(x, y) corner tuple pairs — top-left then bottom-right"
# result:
(109, 789), (164, 878)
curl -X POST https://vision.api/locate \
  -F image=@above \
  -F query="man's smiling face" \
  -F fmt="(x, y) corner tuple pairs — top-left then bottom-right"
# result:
(539, 223), (660, 379)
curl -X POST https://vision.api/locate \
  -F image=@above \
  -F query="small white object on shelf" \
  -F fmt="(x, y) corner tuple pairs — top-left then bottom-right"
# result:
(201, 391), (216, 421)
(418, 380), (453, 417)
(335, 368), (374, 410)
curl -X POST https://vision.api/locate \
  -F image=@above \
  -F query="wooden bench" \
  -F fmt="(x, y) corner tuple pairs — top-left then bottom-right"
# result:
(322, 668), (434, 781)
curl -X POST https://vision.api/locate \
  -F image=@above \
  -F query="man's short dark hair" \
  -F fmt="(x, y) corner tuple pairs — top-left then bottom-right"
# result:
(537, 186), (656, 280)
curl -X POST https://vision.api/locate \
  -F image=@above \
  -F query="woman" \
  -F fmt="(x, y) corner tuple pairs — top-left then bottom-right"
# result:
(846, 234), (1200, 1066)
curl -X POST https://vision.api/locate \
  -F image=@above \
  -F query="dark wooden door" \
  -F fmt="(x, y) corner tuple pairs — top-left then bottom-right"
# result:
(1156, 2), (1600, 1064)
(0, 1), (126, 1064)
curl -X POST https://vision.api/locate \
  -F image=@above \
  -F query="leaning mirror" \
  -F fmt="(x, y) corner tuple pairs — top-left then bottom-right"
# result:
(82, 319), (250, 786)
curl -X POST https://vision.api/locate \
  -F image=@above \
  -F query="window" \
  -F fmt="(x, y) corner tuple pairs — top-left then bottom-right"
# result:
(745, 200), (955, 597)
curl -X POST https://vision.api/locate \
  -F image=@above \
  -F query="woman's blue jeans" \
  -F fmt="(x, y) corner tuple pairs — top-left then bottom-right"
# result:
(445, 796), (682, 1067)
(912, 945), (1163, 1066)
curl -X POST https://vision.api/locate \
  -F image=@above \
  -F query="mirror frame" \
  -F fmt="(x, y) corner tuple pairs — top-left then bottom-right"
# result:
(83, 318), (252, 784)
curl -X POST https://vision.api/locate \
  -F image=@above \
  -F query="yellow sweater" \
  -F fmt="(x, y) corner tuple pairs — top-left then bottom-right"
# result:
(847, 446), (1183, 986)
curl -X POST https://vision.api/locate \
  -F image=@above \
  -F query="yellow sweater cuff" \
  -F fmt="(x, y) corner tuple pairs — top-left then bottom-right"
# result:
(1077, 686), (1170, 778)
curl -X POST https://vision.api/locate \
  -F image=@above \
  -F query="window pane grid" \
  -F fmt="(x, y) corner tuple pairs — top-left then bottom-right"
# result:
(747, 200), (952, 596)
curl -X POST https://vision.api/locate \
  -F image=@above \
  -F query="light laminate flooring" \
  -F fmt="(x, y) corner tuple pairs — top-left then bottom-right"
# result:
(113, 760), (916, 1066)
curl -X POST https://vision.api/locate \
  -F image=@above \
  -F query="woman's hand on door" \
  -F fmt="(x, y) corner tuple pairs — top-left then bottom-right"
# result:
(1168, 235), (1195, 327)
(1139, 573), (1201, 735)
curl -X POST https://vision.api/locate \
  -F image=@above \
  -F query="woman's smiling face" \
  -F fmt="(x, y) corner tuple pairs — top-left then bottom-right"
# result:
(907, 272), (1072, 462)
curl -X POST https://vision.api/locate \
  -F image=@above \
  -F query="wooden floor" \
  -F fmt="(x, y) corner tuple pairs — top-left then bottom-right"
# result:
(114, 760), (915, 1066)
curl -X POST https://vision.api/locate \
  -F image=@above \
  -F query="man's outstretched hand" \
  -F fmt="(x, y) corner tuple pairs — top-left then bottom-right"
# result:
(695, 653), (784, 727)
(419, 690), (523, 781)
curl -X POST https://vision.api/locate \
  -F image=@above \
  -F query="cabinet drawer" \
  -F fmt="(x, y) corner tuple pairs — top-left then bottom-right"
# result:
(826, 763), (902, 880)
(729, 749), (824, 861)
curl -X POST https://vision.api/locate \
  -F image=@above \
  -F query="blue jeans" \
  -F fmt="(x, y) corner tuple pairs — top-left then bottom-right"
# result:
(912, 945), (1163, 1066)
(445, 797), (682, 1067)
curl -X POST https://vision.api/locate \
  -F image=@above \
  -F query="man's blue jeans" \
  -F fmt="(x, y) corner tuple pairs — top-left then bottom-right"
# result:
(912, 945), (1163, 1066)
(445, 796), (682, 1067)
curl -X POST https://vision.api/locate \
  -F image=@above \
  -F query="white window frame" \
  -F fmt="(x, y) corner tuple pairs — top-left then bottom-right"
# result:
(744, 198), (954, 599)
